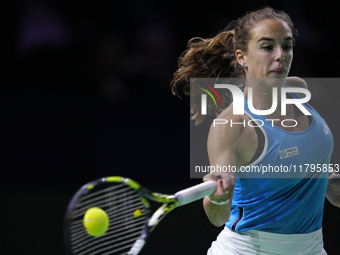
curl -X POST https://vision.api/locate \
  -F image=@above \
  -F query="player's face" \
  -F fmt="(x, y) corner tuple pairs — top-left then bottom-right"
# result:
(243, 19), (293, 80)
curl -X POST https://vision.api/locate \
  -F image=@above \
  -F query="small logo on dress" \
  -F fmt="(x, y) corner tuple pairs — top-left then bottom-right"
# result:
(324, 125), (329, 135)
(279, 146), (299, 159)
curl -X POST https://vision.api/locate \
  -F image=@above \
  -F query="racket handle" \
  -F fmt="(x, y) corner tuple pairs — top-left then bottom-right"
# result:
(128, 238), (145, 255)
(175, 180), (217, 206)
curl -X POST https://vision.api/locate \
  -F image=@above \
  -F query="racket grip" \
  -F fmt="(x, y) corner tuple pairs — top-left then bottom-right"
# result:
(128, 239), (145, 255)
(175, 180), (217, 206)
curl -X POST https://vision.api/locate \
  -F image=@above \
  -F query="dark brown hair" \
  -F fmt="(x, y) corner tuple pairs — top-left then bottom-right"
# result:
(171, 7), (298, 124)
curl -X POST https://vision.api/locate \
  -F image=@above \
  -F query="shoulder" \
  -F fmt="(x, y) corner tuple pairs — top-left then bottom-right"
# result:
(209, 105), (247, 137)
(285, 76), (308, 89)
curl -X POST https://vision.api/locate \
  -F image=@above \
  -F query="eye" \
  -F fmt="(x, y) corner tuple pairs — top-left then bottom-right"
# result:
(262, 45), (273, 51)
(283, 44), (293, 51)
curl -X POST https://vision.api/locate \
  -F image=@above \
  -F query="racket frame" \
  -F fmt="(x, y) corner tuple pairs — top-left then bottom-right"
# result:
(64, 176), (216, 255)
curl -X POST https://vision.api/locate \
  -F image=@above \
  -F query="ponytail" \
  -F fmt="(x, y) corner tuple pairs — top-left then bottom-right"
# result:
(171, 29), (244, 125)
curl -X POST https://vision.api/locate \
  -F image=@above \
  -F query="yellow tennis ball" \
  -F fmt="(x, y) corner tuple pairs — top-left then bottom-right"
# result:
(83, 207), (109, 236)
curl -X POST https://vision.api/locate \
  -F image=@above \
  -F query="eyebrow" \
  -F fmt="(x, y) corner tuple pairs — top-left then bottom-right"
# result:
(257, 37), (293, 43)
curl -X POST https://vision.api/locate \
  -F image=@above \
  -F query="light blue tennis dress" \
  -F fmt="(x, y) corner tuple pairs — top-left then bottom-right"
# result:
(226, 92), (334, 234)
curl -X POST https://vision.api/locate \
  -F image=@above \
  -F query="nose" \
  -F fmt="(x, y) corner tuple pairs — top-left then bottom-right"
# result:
(275, 46), (285, 62)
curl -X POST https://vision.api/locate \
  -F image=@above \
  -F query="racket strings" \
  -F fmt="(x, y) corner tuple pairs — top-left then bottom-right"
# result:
(73, 225), (143, 255)
(72, 185), (133, 217)
(67, 183), (148, 255)
(71, 192), (141, 224)
(70, 215), (145, 246)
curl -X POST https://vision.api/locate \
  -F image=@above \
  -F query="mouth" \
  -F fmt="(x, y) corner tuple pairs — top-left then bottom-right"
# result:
(270, 69), (286, 75)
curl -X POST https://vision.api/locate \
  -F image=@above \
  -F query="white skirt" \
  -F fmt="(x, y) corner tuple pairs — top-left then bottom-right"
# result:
(207, 226), (327, 255)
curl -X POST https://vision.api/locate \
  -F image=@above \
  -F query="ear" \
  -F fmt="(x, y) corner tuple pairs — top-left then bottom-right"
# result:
(235, 49), (246, 66)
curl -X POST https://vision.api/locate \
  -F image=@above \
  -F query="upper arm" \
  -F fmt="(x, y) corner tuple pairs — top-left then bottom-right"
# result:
(326, 172), (340, 207)
(207, 110), (245, 174)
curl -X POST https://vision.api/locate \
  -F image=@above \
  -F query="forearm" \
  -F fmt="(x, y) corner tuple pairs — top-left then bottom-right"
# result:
(326, 173), (340, 208)
(203, 117), (239, 226)
(203, 197), (232, 227)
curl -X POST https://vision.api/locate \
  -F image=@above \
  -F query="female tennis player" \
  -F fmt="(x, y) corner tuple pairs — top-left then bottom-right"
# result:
(171, 7), (340, 255)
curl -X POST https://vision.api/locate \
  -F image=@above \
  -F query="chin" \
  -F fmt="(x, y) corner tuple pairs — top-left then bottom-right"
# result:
(265, 77), (286, 87)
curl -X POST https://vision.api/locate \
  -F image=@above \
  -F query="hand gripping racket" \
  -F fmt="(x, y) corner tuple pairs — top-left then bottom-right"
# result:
(64, 176), (216, 255)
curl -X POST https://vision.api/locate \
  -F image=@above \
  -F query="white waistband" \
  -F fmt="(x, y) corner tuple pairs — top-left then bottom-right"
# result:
(207, 226), (327, 255)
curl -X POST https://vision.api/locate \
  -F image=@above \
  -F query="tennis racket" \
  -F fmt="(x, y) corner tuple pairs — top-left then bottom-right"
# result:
(64, 176), (216, 255)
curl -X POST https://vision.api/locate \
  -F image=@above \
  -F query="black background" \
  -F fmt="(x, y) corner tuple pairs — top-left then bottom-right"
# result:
(1, 1), (340, 254)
